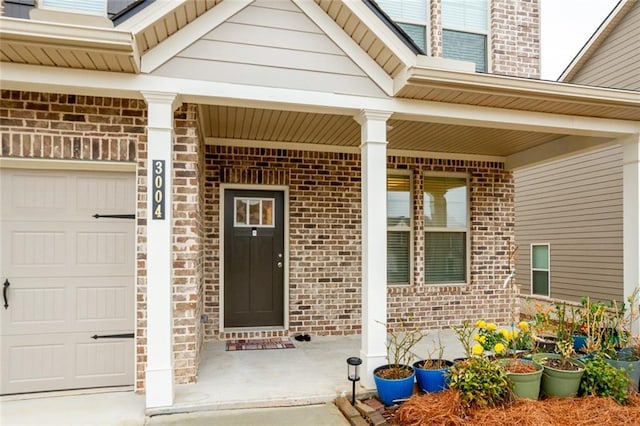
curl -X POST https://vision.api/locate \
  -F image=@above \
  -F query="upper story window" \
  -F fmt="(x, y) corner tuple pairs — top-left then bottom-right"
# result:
(424, 175), (468, 283)
(442, 0), (488, 72)
(387, 174), (412, 285)
(39, 0), (107, 16)
(376, 0), (428, 51)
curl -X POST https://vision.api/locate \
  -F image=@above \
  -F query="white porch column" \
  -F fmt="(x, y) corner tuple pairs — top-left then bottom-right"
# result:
(355, 110), (392, 389)
(142, 91), (181, 408)
(623, 134), (640, 335)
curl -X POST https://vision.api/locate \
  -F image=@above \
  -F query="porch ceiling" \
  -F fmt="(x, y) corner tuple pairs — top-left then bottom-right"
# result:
(200, 105), (568, 157)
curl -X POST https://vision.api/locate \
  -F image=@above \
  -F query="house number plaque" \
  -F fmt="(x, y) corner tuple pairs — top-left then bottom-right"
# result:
(152, 160), (165, 220)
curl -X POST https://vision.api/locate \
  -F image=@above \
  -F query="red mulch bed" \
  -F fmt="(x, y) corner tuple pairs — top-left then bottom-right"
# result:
(387, 390), (640, 426)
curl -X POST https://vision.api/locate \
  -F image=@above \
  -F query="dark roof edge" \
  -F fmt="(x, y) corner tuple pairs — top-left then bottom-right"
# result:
(362, 0), (425, 55)
(111, 0), (155, 26)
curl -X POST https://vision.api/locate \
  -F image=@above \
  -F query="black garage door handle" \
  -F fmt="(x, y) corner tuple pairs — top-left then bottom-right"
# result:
(3, 279), (9, 309)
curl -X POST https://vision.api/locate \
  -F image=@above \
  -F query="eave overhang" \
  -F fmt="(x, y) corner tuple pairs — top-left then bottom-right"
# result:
(0, 17), (139, 72)
(397, 66), (640, 121)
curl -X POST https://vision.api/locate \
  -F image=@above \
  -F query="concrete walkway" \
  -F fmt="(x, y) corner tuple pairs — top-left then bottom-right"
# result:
(146, 403), (349, 426)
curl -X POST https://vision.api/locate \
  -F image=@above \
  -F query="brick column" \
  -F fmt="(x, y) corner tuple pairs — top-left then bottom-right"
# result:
(142, 91), (181, 408)
(623, 134), (640, 334)
(355, 109), (391, 390)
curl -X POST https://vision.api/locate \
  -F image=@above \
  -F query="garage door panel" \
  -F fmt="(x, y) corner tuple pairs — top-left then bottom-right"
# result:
(1, 168), (135, 395)
(1, 332), (133, 394)
(3, 277), (133, 336)
(3, 223), (134, 277)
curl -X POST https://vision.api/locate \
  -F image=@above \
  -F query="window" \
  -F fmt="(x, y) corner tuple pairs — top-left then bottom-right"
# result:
(387, 174), (412, 284)
(234, 198), (274, 227)
(531, 244), (550, 297)
(377, 0), (428, 51)
(40, 0), (106, 15)
(442, 0), (488, 72)
(424, 176), (468, 283)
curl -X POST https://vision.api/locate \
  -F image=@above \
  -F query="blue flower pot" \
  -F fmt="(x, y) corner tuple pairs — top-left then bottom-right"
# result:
(373, 365), (415, 406)
(413, 360), (453, 393)
(572, 335), (587, 351)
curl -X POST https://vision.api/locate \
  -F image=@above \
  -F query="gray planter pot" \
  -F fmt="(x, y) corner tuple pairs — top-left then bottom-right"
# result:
(605, 347), (640, 392)
(532, 353), (585, 398)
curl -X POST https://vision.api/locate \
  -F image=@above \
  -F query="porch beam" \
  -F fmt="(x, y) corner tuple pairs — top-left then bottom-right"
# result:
(2, 63), (639, 138)
(504, 135), (614, 171)
(355, 109), (392, 390)
(142, 91), (182, 408)
(622, 134), (640, 335)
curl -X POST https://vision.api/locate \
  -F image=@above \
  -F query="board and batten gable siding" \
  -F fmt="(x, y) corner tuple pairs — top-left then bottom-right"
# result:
(569, 1), (640, 90)
(514, 145), (624, 303)
(152, 0), (386, 98)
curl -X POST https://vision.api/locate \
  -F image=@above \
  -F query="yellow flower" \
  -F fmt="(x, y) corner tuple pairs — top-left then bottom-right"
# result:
(479, 335), (486, 343)
(487, 322), (497, 331)
(472, 344), (484, 355)
(513, 330), (519, 338)
(518, 321), (530, 331)
(499, 328), (508, 338)
(473, 333), (480, 341)
(494, 343), (505, 353)
(476, 320), (486, 329)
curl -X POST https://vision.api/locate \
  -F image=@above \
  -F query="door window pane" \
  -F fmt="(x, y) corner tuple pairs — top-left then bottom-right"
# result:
(234, 198), (275, 227)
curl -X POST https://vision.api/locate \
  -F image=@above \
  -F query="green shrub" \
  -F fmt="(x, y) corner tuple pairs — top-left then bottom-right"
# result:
(447, 356), (513, 409)
(580, 354), (630, 405)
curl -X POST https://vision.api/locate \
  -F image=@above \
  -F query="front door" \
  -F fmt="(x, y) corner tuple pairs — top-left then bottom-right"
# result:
(224, 190), (285, 328)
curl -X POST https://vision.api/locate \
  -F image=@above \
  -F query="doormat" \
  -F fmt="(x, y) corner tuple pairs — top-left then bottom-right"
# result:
(225, 337), (295, 351)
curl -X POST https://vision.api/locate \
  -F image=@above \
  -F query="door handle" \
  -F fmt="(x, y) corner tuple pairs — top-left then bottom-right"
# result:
(3, 279), (9, 309)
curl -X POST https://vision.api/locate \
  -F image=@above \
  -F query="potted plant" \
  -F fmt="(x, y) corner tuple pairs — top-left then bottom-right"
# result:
(497, 321), (543, 400)
(373, 324), (426, 406)
(413, 333), (453, 393)
(581, 353), (631, 405)
(532, 338), (585, 398)
(603, 290), (640, 391)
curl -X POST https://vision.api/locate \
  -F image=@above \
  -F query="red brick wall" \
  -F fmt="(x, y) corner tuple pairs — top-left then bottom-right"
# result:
(204, 146), (516, 339)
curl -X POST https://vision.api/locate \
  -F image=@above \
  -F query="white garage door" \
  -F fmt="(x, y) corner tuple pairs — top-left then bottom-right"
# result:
(0, 168), (135, 395)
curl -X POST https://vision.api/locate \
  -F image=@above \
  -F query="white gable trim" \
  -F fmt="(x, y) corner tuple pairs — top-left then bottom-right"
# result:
(292, 0), (393, 96)
(141, 0), (253, 73)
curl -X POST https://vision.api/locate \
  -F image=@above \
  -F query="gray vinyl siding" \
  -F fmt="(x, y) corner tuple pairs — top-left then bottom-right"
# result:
(152, 0), (386, 98)
(570, 2), (640, 90)
(514, 145), (623, 303)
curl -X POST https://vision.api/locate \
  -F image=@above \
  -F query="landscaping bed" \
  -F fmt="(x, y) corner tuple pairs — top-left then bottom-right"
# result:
(379, 390), (640, 425)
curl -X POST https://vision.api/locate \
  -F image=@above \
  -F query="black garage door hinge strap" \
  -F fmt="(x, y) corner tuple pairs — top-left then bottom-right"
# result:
(93, 214), (136, 219)
(91, 333), (135, 339)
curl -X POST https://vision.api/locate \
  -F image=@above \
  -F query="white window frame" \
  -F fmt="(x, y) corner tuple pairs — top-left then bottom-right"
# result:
(531, 243), (551, 297)
(387, 170), (414, 286)
(441, 0), (491, 72)
(423, 172), (470, 285)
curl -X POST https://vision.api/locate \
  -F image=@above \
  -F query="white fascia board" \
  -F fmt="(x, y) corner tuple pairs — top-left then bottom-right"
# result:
(504, 135), (616, 170)
(0, 16), (134, 52)
(340, 0), (416, 68)
(292, 0), (393, 96)
(2, 62), (640, 138)
(141, 0), (253, 73)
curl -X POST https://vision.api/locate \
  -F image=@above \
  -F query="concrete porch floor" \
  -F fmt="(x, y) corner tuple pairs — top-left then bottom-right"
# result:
(1, 330), (465, 425)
